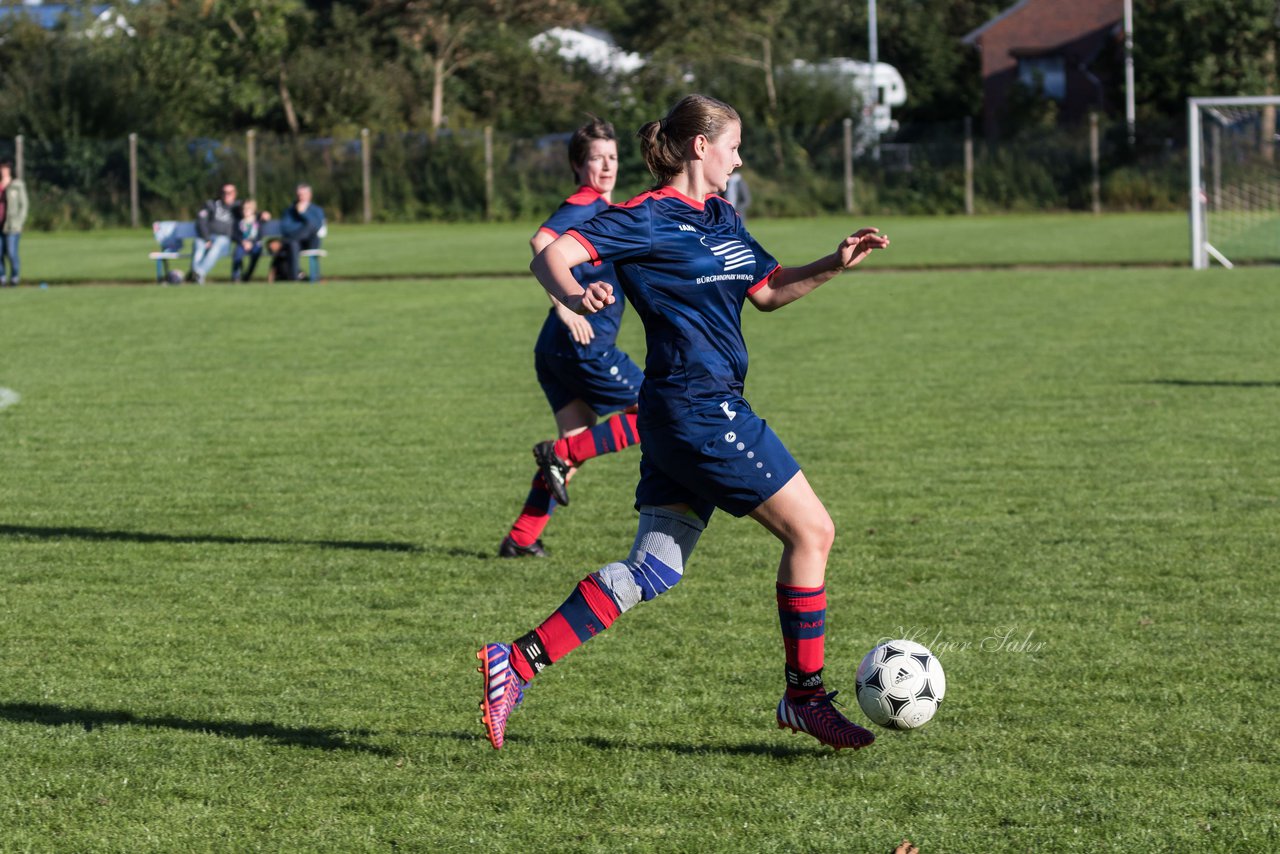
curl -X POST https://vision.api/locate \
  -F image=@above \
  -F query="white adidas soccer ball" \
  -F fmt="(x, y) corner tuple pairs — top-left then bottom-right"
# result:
(855, 639), (946, 730)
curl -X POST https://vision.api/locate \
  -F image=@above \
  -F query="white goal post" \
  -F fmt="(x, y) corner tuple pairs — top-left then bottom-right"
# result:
(1188, 96), (1280, 269)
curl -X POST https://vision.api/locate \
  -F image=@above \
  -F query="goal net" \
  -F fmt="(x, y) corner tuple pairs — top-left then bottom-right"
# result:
(1188, 96), (1280, 269)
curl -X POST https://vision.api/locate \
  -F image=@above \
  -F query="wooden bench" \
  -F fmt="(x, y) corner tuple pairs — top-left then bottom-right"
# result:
(150, 220), (329, 283)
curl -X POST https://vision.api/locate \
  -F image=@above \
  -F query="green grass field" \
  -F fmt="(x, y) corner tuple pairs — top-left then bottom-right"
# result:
(22, 211), (1190, 283)
(1, 218), (1277, 852)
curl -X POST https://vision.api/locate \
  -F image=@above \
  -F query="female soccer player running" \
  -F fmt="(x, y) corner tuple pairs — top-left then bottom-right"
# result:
(498, 118), (645, 559)
(479, 95), (889, 750)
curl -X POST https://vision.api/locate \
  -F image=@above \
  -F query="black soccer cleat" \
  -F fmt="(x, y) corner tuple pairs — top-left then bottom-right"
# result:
(532, 441), (572, 506)
(498, 535), (548, 559)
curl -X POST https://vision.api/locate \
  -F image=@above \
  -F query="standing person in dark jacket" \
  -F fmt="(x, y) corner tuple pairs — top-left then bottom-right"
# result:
(278, 184), (325, 282)
(191, 183), (240, 284)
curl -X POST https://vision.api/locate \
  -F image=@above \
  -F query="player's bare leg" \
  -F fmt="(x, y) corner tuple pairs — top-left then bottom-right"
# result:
(753, 473), (875, 751)
(749, 471), (834, 588)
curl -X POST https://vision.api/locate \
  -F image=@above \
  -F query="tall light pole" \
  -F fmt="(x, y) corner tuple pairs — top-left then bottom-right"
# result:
(867, 0), (880, 159)
(1124, 0), (1136, 145)
(868, 0), (877, 70)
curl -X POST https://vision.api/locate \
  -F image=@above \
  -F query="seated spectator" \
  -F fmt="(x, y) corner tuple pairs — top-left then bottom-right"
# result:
(231, 199), (270, 283)
(276, 183), (325, 282)
(191, 183), (240, 284)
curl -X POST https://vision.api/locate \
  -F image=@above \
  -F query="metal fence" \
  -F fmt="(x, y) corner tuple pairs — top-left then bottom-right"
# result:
(2, 117), (1188, 230)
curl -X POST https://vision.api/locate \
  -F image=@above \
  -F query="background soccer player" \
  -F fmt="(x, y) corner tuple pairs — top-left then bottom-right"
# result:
(479, 95), (889, 751)
(498, 117), (645, 559)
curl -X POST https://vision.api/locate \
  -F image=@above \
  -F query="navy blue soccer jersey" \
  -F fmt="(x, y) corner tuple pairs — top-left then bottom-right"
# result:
(565, 186), (779, 425)
(533, 186), (627, 360)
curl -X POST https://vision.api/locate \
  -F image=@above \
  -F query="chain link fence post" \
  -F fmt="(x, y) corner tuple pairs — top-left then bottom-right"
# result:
(842, 118), (854, 214)
(483, 126), (494, 221)
(361, 128), (372, 224)
(964, 117), (975, 216)
(1090, 112), (1101, 215)
(246, 129), (256, 200)
(129, 133), (139, 227)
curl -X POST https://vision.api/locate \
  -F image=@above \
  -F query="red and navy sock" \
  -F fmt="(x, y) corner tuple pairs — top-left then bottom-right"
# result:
(777, 582), (826, 701)
(509, 575), (621, 682)
(555, 412), (640, 467)
(506, 472), (557, 548)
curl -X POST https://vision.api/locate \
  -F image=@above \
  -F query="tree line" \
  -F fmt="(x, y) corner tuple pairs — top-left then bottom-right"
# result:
(1, 0), (1275, 146)
(0, 0), (1274, 227)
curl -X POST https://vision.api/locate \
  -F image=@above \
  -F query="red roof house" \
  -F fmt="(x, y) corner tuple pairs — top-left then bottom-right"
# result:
(963, 0), (1124, 137)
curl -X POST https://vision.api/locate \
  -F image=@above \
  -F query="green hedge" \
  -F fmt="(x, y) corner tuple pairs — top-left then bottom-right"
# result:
(13, 122), (1191, 229)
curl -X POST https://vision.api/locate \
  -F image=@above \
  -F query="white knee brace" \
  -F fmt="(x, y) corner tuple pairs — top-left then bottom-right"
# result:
(592, 506), (705, 613)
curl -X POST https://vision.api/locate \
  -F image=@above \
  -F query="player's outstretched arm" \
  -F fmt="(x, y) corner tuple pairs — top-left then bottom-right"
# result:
(748, 228), (889, 312)
(530, 235), (615, 315)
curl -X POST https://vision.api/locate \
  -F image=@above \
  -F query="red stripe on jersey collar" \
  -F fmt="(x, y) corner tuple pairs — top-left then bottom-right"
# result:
(616, 185), (715, 210)
(565, 186), (605, 206)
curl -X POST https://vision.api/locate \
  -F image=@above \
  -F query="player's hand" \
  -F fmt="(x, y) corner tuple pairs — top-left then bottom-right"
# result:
(573, 281), (615, 315)
(836, 227), (889, 270)
(555, 303), (596, 345)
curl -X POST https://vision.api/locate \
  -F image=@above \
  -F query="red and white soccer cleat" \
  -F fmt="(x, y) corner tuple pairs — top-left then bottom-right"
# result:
(776, 691), (876, 751)
(477, 642), (527, 750)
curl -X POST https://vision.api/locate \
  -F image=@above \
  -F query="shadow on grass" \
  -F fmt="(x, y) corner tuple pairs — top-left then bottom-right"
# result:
(436, 729), (822, 759)
(572, 734), (824, 759)
(0, 523), (422, 554)
(0, 702), (393, 755)
(1142, 379), (1280, 388)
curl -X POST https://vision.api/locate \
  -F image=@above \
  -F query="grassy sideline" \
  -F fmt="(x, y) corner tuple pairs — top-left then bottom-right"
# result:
(2, 258), (1277, 851)
(19, 211), (1190, 283)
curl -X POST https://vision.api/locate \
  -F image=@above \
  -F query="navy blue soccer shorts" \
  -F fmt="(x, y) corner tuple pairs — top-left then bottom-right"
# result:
(634, 396), (802, 524)
(535, 348), (643, 417)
